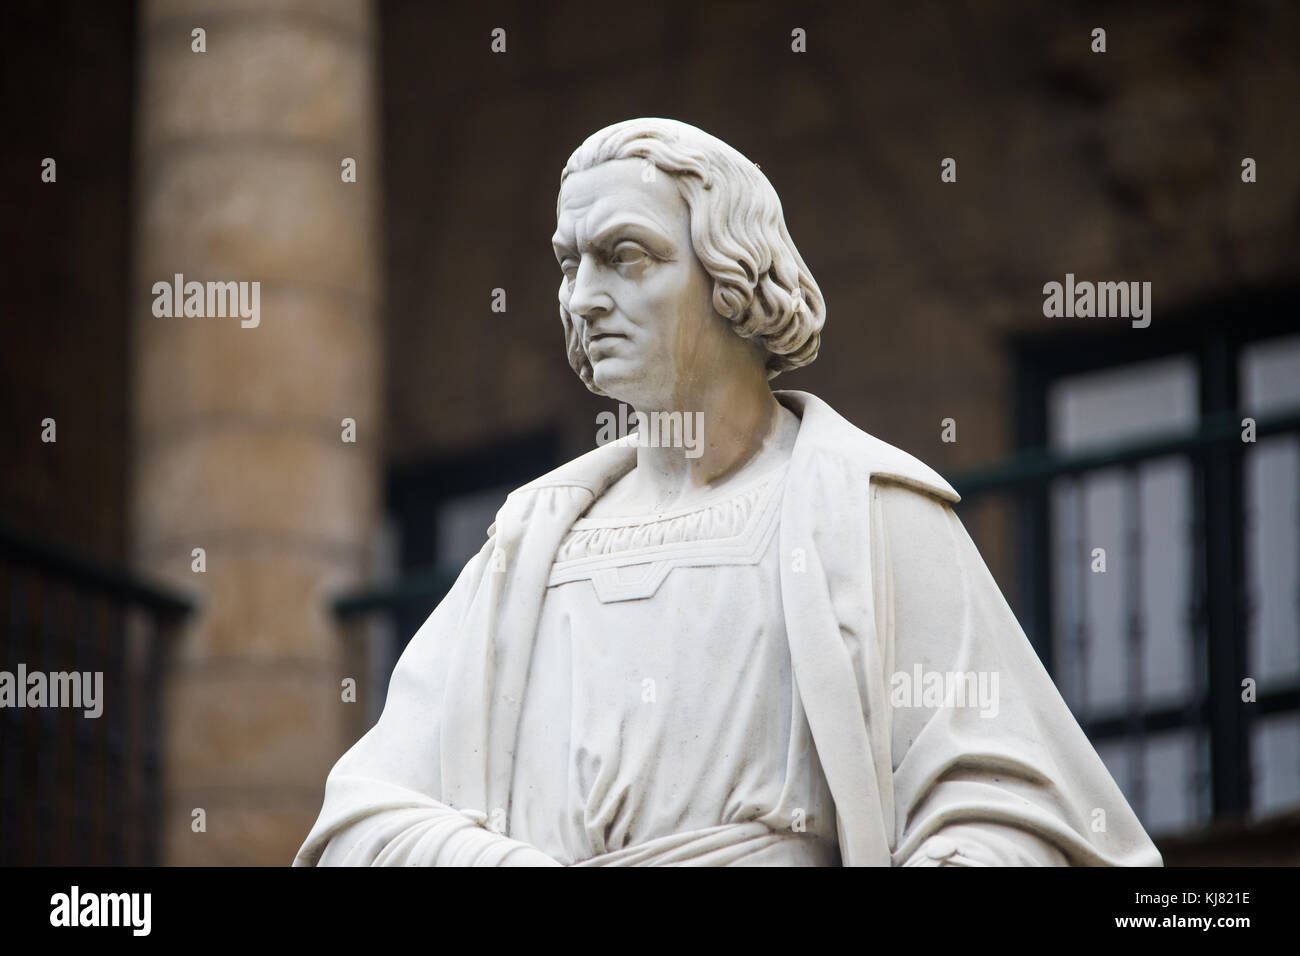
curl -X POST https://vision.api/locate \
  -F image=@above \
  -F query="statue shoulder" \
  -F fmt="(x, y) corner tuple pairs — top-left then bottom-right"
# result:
(484, 437), (637, 539)
(776, 389), (959, 505)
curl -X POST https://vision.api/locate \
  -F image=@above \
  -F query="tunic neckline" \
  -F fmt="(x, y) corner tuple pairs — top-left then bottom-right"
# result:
(570, 459), (790, 530)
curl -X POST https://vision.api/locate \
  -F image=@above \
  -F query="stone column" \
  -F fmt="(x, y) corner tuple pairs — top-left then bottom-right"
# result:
(131, 0), (381, 864)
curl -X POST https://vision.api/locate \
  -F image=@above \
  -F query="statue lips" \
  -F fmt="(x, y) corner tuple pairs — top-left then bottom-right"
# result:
(585, 331), (626, 355)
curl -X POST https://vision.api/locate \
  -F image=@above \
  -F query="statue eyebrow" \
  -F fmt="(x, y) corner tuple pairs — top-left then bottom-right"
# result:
(552, 234), (576, 260)
(552, 215), (678, 264)
(584, 217), (678, 258)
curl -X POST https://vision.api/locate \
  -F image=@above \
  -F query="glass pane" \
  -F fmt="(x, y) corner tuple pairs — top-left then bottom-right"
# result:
(1049, 355), (1199, 453)
(1242, 333), (1300, 416)
(1141, 460), (1194, 705)
(1241, 335), (1300, 695)
(1251, 712), (1300, 818)
(1244, 441), (1300, 689)
(436, 484), (517, 567)
(1143, 729), (1200, 834)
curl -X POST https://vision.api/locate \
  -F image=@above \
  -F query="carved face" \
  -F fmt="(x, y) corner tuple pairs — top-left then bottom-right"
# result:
(553, 159), (739, 410)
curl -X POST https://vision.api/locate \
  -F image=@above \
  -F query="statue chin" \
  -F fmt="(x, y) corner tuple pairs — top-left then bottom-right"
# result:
(589, 355), (686, 411)
(589, 362), (646, 408)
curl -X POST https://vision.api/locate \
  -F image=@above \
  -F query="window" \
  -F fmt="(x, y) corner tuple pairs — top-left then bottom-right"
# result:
(955, 287), (1300, 837)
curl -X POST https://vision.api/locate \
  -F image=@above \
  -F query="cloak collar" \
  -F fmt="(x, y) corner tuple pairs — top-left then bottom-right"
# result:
(495, 389), (957, 530)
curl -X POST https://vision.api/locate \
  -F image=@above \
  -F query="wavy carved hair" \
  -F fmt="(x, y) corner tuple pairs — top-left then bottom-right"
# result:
(557, 118), (825, 396)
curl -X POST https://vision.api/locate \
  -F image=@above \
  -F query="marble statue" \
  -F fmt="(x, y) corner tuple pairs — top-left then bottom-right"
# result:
(295, 118), (1163, 866)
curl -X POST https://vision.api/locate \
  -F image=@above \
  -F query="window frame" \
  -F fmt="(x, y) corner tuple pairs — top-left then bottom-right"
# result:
(1009, 280), (1300, 822)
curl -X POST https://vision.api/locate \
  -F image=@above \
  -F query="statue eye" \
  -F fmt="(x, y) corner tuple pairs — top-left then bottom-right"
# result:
(560, 258), (578, 281)
(610, 242), (648, 266)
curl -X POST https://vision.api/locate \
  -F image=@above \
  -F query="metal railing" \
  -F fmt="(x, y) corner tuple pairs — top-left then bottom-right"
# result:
(0, 523), (196, 865)
(333, 565), (456, 687)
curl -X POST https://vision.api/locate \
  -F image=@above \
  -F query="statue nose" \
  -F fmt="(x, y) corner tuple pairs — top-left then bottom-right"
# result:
(569, 258), (612, 319)
(573, 299), (611, 322)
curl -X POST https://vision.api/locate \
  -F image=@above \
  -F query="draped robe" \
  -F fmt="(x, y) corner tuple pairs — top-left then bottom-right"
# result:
(294, 390), (1163, 867)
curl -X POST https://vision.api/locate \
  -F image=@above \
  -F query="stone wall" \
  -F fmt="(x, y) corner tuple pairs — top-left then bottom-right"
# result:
(131, 0), (383, 864)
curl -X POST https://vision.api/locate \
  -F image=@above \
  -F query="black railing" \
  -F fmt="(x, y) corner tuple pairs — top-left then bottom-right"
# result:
(0, 523), (196, 865)
(951, 407), (1300, 829)
(333, 565), (456, 685)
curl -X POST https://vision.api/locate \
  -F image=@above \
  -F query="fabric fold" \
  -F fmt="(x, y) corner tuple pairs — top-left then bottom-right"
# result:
(295, 389), (1162, 868)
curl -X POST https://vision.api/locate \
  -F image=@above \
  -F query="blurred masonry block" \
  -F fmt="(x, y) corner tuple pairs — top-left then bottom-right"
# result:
(131, 0), (382, 865)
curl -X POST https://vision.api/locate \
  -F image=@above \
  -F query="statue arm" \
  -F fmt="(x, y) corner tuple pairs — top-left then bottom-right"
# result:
(873, 483), (1162, 867)
(306, 790), (560, 867)
(294, 542), (561, 867)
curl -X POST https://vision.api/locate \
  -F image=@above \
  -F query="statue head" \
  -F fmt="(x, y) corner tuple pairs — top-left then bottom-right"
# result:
(554, 118), (824, 404)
